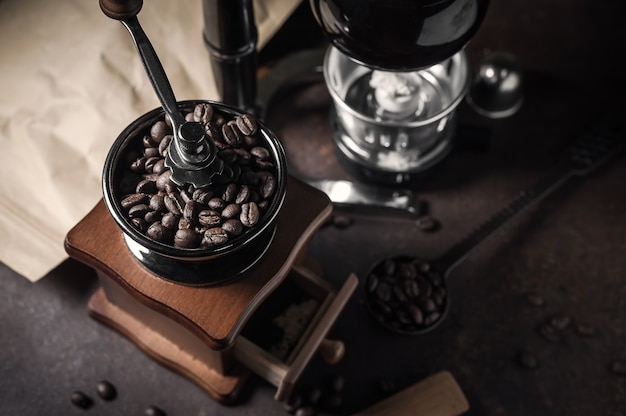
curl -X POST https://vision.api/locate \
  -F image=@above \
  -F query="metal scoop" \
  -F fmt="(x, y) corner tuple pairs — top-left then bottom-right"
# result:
(100, 0), (231, 188)
(364, 117), (626, 334)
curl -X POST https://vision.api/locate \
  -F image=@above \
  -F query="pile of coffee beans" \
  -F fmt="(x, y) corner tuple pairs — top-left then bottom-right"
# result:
(116, 103), (279, 250)
(364, 256), (447, 334)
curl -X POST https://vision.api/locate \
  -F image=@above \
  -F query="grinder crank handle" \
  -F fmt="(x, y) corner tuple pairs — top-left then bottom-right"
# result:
(99, 0), (143, 20)
(99, 0), (185, 127)
(99, 0), (228, 188)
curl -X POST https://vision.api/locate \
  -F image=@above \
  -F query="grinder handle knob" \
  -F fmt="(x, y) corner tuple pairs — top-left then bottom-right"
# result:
(100, 0), (143, 20)
(318, 338), (345, 365)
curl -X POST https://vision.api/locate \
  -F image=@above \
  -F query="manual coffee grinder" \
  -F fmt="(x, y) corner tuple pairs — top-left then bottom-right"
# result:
(309, 0), (490, 185)
(64, 0), (356, 404)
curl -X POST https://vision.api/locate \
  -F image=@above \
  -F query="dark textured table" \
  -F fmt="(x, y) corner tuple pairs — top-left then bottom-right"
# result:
(2, 1), (626, 415)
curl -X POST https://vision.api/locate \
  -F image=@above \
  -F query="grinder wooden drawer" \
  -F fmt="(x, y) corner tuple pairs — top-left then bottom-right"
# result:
(235, 265), (358, 401)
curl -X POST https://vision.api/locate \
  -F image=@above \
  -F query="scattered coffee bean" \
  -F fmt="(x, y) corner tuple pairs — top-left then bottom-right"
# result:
(117, 104), (280, 250)
(517, 350), (539, 369)
(576, 323), (597, 337)
(549, 314), (572, 331)
(70, 391), (93, 409)
(144, 405), (167, 416)
(364, 256), (447, 333)
(96, 380), (117, 401)
(295, 406), (315, 416)
(415, 215), (440, 232)
(538, 322), (561, 343)
(332, 214), (353, 229)
(236, 113), (258, 136)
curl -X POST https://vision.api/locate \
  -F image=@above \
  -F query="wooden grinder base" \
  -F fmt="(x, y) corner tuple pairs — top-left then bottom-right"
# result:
(64, 176), (348, 404)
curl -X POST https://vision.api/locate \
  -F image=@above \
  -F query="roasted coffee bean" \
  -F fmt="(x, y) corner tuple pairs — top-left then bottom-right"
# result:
(406, 303), (424, 325)
(403, 279), (420, 298)
(221, 183), (237, 202)
(392, 285), (408, 303)
(367, 274), (379, 293)
(203, 227), (229, 246)
(198, 210), (221, 227)
(136, 177), (157, 194)
(156, 170), (173, 191)
(250, 146), (269, 160)
(150, 120), (169, 143)
(398, 262), (417, 280)
(144, 405), (167, 416)
(130, 156), (147, 173)
(240, 202), (260, 227)
(236, 113), (257, 136)
(549, 314), (572, 330)
(258, 199), (269, 211)
(235, 184), (251, 204)
(70, 391), (93, 409)
(538, 322), (561, 343)
(222, 120), (242, 146)
(128, 203), (150, 218)
(424, 311), (441, 326)
(178, 217), (192, 230)
(121, 193), (149, 209)
(144, 156), (160, 173)
(193, 103), (213, 124)
(192, 188), (212, 205)
(144, 146), (160, 158)
(208, 197), (227, 211)
(164, 194), (184, 216)
(161, 212), (179, 230)
(260, 173), (276, 199)
(308, 387), (322, 405)
(375, 281), (392, 302)
(295, 406), (314, 416)
(415, 215), (440, 232)
(148, 193), (165, 211)
(576, 323), (597, 337)
(332, 214), (353, 229)
(175, 229), (200, 248)
(144, 210), (161, 224)
(146, 222), (173, 243)
(131, 217), (147, 232)
(222, 219), (243, 236)
(96, 380), (117, 401)
(221, 203), (241, 219)
(158, 134), (172, 157)
(183, 200), (201, 221)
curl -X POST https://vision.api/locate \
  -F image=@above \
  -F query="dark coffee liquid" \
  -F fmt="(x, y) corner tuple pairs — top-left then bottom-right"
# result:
(310, 0), (489, 70)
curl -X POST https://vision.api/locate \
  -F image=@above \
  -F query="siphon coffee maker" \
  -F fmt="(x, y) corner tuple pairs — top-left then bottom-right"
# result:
(65, 0), (357, 405)
(309, 0), (490, 185)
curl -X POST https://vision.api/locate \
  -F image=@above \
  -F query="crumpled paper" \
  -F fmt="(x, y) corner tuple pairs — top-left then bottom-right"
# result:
(0, 0), (301, 282)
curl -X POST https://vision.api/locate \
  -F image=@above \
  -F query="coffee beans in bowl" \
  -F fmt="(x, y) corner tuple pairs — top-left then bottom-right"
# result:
(102, 100), (287, 285)
(363, 256), (448, 334)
